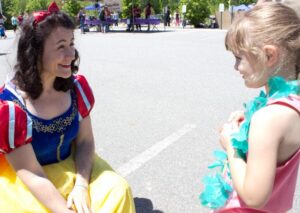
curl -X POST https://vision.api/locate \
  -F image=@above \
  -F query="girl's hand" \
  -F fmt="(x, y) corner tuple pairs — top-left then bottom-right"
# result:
(227, 110), (244, 124)
(220, 111), (244, 150)
(67, 185), (92, 213)
(219, 122), (237, 150)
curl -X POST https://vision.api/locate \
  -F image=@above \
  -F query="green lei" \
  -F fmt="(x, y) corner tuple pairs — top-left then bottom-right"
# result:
(200, 76), (300, 209)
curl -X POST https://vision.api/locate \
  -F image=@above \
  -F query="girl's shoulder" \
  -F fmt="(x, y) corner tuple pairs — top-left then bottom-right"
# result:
(249, 95), (300, 141)
(245, 95), (300, 166)
(252, 94), (300, 116)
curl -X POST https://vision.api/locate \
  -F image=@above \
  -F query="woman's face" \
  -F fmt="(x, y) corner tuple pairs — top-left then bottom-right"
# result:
(41, 27), (75, 80)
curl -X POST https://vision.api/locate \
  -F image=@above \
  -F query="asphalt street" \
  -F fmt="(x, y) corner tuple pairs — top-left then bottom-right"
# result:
(0, 27), (299, 213)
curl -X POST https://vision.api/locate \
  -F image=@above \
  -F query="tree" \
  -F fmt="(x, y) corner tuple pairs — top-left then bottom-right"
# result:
(61, 0), (81, 18)
(1, 0), (19, 29)
(0, 0), (85, 29)
(40, 0), (54, 9)
(231, 0), (256, 5)
(141, 0), (162, 15)
(207, 0), (229, 14)
(184, 0), (210, 27)
(169, 0), (180, 11)
(121, 0), (141, 18)
(26, 0), (43, 12)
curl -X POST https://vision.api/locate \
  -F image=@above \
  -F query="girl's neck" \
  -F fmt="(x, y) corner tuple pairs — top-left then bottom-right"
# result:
(265, 64), (297, 95)
(265, 85), (269, 95)
(274, 59), (297, 80)
(265, 75), (298, 96)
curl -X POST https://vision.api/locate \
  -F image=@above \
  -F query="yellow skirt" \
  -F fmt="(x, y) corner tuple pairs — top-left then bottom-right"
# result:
(0, 154), (136, 213)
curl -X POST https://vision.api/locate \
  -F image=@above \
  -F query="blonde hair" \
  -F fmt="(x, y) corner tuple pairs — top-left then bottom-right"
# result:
(225, 3), (300, 78)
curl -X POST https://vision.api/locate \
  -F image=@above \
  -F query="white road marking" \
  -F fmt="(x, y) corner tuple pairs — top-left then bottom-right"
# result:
(117, 124), (196, 177)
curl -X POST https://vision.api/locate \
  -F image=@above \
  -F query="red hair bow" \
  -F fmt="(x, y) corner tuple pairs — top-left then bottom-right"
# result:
(33, 1), (60, 24)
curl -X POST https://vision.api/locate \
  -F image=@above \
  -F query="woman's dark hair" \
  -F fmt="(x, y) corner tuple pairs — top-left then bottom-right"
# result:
(14, 12), (79, 100)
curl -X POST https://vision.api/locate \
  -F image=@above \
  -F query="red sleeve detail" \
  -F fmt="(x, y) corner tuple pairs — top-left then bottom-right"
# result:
(0, 101), (9, 153)
(0, 100), (32, 154)
(14, 104), (32, 147)
(74, 75), (95, 119)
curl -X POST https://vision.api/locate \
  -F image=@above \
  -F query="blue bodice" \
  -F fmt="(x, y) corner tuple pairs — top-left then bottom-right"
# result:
(0, 82), (79, 165)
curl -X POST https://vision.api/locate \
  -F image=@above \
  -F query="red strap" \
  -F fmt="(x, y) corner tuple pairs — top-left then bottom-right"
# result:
(219, 207), (268, 213)
(268, 95), (300, 115)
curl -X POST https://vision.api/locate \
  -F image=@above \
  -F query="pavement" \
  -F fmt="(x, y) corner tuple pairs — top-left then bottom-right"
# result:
(0, 27), (299, 213)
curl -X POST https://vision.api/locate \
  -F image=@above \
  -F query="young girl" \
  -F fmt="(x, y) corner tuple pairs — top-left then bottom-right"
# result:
(200, 3), (300, 213)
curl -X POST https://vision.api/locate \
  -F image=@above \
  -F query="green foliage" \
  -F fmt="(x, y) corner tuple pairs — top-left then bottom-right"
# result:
(231, 0), (256, 5)
(24, 0), (40, 13)
(121, 0), (140, 18)
(1, 0), (19, 29)
(0, 0), (259, 29)
(62, 0), (81, 18)
(0, 0), (85, 29)
(40, 0), (53, 9)
(184, 0), (210, 27)
(16, 0), (62, 13)
(207, 0), (229, 14)
(160, 0), (180, 13)
(144, 0), (162, 15)
(9, 0), (26, 15)
(169, 0), (180, 11)
(1, 0), (26, 16)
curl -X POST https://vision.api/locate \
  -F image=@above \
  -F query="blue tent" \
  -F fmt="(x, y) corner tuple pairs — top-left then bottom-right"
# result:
(232, 4), (250, 12)
(84, 3), (103, 11)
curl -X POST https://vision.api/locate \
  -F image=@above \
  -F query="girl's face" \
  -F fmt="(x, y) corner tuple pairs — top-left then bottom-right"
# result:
(233, 52), (268, 88)
(41, 27), (75, 80)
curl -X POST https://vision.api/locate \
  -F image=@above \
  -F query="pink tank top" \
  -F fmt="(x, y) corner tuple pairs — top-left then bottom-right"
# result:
(217, 95), (300, 213)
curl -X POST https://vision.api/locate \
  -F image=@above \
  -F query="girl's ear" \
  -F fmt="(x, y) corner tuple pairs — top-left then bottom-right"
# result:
(263, 45), (279, 67)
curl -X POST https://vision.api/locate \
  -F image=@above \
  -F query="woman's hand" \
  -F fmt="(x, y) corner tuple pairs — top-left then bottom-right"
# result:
(71, 115), (95, 213)
(67, 185), (92, 213)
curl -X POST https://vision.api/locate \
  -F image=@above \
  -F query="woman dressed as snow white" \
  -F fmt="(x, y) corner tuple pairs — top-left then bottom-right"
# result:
(0, 2), (136, 212)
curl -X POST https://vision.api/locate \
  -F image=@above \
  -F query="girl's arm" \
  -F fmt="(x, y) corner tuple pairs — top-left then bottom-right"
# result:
(6, 143), (75, 213)
(221, 105), (295, 208)
(67, 115), (95, 212)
